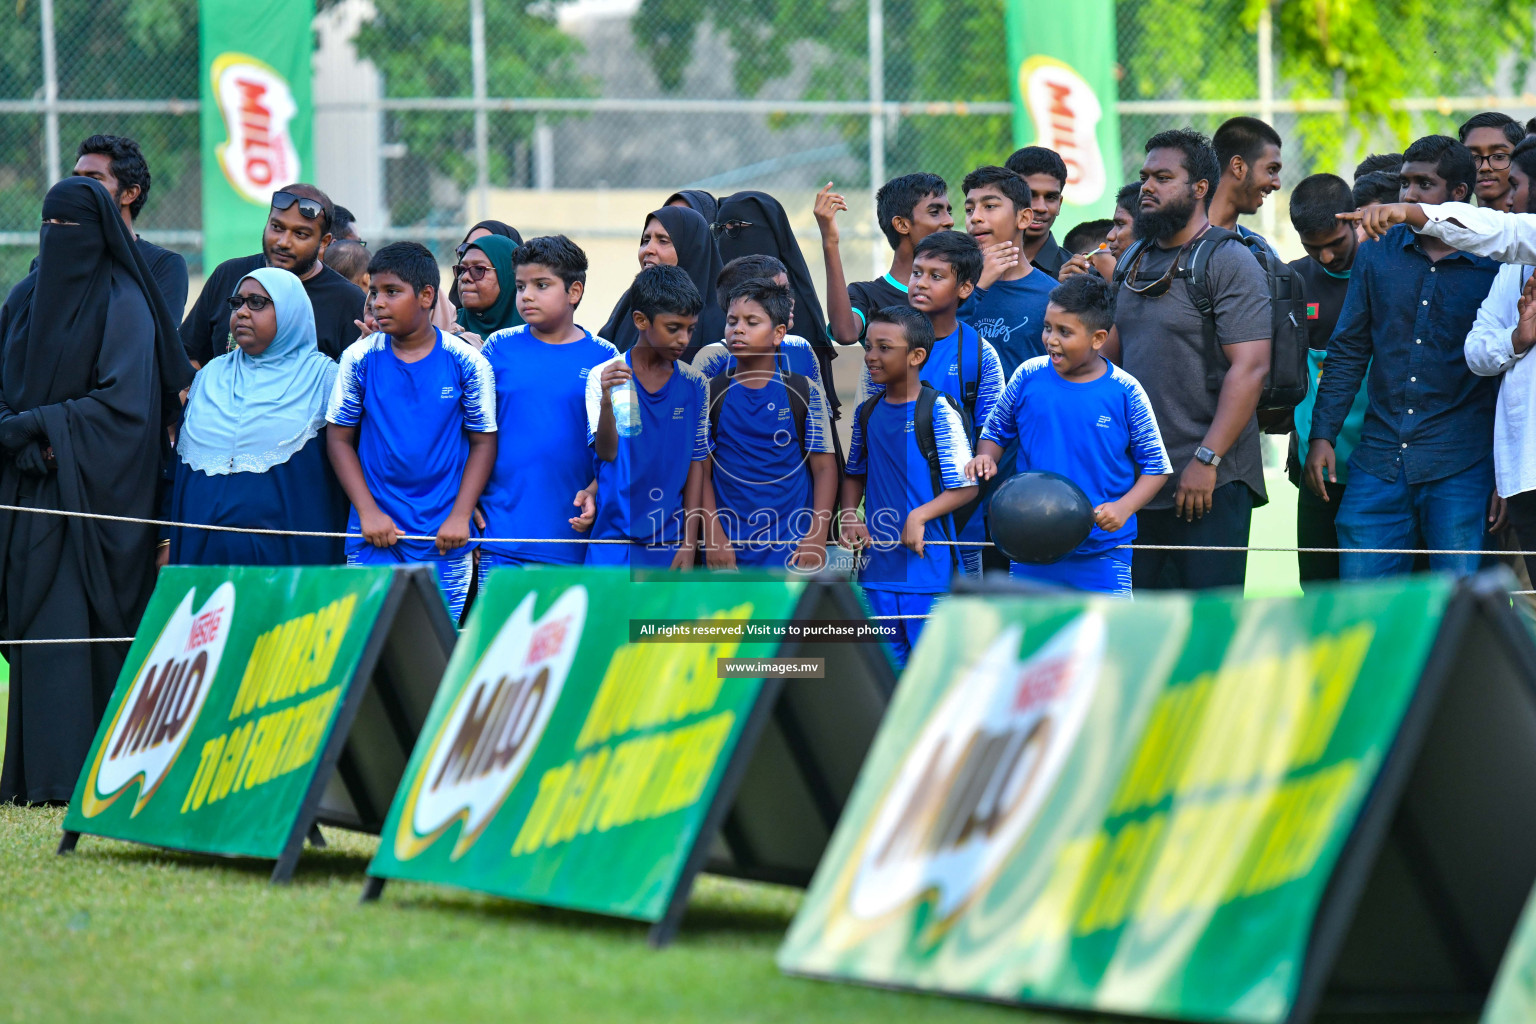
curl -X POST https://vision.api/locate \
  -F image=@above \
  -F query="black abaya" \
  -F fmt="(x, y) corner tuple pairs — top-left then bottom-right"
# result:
(600, 206), (726, 360)
(0, 177), (191, 804)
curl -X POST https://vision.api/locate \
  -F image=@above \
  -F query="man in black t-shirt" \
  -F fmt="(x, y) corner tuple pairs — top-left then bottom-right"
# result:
(181, 183), (366, 364)
(71, 134), (188, 315)
(816, 173), (953, 343)
(1286, 174), (1362, 586)
(1004, 146), (1070, 279)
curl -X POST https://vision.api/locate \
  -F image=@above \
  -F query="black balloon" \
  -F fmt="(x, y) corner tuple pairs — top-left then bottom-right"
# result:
(990, 471), (1095, 565)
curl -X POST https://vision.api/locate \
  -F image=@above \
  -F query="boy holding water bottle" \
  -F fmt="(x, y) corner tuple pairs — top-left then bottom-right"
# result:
(585, 264), (712, 568)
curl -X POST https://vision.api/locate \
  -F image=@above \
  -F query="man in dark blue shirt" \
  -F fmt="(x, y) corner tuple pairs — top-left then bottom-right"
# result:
(1307, 135), (1500, 579)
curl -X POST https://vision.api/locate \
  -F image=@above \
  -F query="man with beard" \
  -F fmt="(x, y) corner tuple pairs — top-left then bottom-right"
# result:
(181, 184), (365, 365)
(1107, 128), (1271, 591)
(1206, 117), (1283, 244)
(1349, 138), (1536, 578)
(1310, 135), (1498, 580)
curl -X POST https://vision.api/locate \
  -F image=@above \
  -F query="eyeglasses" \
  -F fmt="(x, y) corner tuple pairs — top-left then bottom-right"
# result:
(226, 293), (273, 312)
(1473, 152), (1513, 169)
(453, 264), (494, 282)
(270, 191), (325, 221)
(712, 219), (754, 239)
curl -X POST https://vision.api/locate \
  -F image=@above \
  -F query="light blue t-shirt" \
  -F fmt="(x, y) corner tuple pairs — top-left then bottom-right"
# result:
(982, 356), (1172, 556)
(959, 269), (1057, 380)
(326, 329), (497, 561)
(479, 324), (618, 564)
(847, 393), (974, 594)
(710, 372), (835, 567)
(583, 351), (711, 563)
(691, 335), (823, 387)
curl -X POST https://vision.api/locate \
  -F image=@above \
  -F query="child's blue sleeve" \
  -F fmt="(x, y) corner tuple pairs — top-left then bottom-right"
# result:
(974, 339), (1005, 431)
(687, 366), (712, 461)
(584, 356), (618, 447)
(690, 343), (729, 379)
(1121, 370), (1174, 475)
(931, 400), (974, 491)
(325, 338), (372, 427)
(803, 380), (836, 454)
(981, 361), (1033, 448)
(846, 403), (868, 475)
(451, 340), (498, 432)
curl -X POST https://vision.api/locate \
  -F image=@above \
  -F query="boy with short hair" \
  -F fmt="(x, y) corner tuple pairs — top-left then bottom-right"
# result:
(966, 276), (1172, 596)
(325, 238), (370, 290)
(841, 306), (978, 667)
(860, 229), (1003, 577)
(1207, 116), (1284, 240)
(815, 173), (953, 343)
(703, 278), (839, 571)
(586, 264), (711, 569)
(479, 235), (617, 575)
(327, 241), (497, 620)
(1003, 146), (1070, 277)
(692, 254), (827, 394)
(958, 164), (1056, 378)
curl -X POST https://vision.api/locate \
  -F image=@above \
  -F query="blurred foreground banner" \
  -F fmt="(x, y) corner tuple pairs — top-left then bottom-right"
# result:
(780, 574), (1536, 1022)
(199, 0), (315, 269)
(1006, 0), (1121, 222)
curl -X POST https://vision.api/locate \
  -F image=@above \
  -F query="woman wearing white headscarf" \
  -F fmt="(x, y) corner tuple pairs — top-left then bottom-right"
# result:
(170, 267), (346, 564)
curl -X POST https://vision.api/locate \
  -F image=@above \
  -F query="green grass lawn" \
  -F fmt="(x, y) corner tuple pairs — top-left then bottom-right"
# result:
(1247, 470), (1304, 599)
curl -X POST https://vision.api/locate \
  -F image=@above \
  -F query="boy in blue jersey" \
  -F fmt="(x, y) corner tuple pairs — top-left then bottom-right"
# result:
(966, 275), (1172, 597)
(861, 230), (1003, 577)
(692, 254), (829, 396)
(586, 264), (711, 569)
(327, 242), (498, 621)
(840, 306), (978, 667)
(702, 278), (839, 571)
(959, 165), (1057, 379)
(478, 235), (617, 577)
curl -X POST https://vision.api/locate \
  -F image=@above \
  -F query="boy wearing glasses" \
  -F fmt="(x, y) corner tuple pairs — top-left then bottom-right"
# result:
(1457, 112), (1524, 209)
(181, 183), (366, 364)
(478, 236), (617, 577)
(327, 242), (498, 622)
(1109, 128), (1271, 592)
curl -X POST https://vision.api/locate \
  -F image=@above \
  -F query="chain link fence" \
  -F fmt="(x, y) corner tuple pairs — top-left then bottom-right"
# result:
(2, 0), (1534, 297)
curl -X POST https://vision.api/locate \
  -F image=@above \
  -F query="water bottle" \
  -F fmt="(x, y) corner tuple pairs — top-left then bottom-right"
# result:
(612, 377), (642, 438)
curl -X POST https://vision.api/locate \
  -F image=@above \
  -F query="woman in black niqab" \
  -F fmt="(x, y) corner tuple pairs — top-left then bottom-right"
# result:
(714, 190), (838, 416)
(0, 176), (193, 805)
(600, 205), (726, 360)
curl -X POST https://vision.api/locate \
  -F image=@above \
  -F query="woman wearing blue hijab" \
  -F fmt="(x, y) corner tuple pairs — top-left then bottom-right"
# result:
(170, 267), (347, 565)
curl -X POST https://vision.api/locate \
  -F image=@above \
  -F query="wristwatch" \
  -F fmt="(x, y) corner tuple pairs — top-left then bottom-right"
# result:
(1194, 446), (1222, 467)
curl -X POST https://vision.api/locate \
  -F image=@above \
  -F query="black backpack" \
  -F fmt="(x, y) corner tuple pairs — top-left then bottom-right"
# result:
(855, 380), (978, 560)
(950, 320), (985, 442)
(1115, 226), (1309, 432)
(708, 366), (813, 454)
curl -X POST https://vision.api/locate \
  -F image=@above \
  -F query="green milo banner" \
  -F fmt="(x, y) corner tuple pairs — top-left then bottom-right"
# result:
(199, 0), (315, 269)
(779, 578), (1467, 1021)
(367, 568), (804, 925)
(1006, 0), (1121, 223)
(64, 566), (393, 861)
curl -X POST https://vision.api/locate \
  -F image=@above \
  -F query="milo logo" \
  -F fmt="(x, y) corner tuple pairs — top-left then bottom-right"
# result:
(1020, 56), (1108, 207)
(843, 614), (1105, 928)
(211, 53), (301, 205)
(80, 584), (236, 818)
(395, 587), (588, 861)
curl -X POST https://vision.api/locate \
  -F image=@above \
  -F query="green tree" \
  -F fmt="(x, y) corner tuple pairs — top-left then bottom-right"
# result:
(349, 0), (593, 226)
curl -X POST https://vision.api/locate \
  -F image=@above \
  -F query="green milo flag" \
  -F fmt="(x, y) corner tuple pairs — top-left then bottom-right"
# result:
(65, 566), (393, 860)
(199, 0), (314, 269)
(368, 568), (804, 922)
(779, 579), (1458, 1021)
(1006, 0), (1121, 224)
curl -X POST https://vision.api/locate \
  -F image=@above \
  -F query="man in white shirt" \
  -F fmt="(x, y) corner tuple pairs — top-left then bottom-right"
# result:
(1344, 136), (1536, 572)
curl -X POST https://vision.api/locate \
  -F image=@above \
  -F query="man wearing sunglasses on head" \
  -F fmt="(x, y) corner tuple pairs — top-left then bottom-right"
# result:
(181, 183), (366, 366)
(1105, 128), (1272, 592)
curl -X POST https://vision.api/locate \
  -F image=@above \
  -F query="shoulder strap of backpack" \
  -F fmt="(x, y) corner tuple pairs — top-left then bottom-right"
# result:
(1111, 236), (1154, 291)
(953, 321), (980, 413)
(707, 368), (735, 440)
(914, 382), (963, 569)
(1183, 226), (1244, 392)
(855, 390), (882, 467)
(782, 371), (811, 454)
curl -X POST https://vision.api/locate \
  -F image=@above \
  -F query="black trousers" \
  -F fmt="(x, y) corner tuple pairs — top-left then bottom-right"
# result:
(1132, 481), (1254, 591)
(1297, 481), (1344, 587)
(1503, 488), (1536, 583)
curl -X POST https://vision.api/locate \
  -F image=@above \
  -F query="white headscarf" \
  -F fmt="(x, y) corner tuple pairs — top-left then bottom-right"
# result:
(178, 267), (339, 475)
